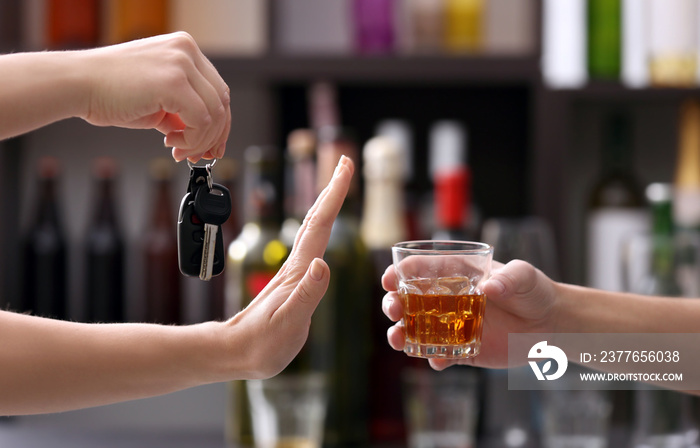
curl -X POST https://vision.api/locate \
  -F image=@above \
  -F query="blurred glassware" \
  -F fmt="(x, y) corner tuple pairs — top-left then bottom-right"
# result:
(480, 216), (559, 447)
(541, 378), (612, 448)
(402, 367), (479, 448)
(247, 373), (328, 448)
(585, 112), (648, 293)
(632, 383), (699, 448)
(480, 216), (559, 280)
(621, 185), (700, 448)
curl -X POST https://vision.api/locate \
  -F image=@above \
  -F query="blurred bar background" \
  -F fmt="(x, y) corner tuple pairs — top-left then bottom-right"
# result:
(2, 0), (700, 447)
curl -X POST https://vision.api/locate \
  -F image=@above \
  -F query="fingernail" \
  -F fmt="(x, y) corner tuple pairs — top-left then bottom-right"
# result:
(309, 258), (325, 281)
(171, 148), (184, 162)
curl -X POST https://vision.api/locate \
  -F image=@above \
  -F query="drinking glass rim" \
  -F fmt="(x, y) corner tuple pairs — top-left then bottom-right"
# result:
(392, 240), (493, 255)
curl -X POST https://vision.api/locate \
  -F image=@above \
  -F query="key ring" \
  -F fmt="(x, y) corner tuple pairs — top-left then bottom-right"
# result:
(187, 158), (218, 170)
(187, 159), (217, 190)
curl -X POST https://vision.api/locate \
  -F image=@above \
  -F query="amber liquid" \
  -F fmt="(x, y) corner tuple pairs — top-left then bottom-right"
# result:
(400, 277), (485, 358)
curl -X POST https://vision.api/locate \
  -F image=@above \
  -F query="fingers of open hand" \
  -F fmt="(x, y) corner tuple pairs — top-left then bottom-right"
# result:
(288, 156), (354, 267)
(274, 258), (330, 325)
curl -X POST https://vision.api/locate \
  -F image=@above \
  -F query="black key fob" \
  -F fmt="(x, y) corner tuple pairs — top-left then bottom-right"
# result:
(177, 166), (227, 278)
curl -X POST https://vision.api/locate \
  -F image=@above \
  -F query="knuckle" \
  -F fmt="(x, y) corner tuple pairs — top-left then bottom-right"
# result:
(295, 281), (314, 306)
(170, 31), (197, 51)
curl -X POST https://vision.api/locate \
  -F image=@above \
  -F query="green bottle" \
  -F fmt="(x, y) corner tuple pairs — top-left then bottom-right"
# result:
(588, 0), (621, 79)
(641, 183), (681, 297)
(225, 146), (288, 448)
(315, 127), (372, 446)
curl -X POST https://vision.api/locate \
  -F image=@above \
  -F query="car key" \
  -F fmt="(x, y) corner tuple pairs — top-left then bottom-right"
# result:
(193, 182), (231, 281)
(177, 161), (231, 280)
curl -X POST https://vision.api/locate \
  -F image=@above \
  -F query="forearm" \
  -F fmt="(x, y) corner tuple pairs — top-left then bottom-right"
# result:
(0, 311), (228, 415)
(555, 281), (700, 333)
(0, 51), (89, 140)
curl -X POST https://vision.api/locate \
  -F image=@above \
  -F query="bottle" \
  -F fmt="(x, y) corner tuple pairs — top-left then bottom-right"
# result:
(225, 146), (288, 448)
(273, 0), (352, 55)
(361, 136), (409, 445)
(376, 119), (422, 239)
(588, 0), (621, 80)
(586, 113), (649, 292)
(352, 0), (396, 54)
(621, 0), (648, 88)
(21, 157), (68, 320)
(636, 183), (682, 296)
(444, 0), (483, 53)
(47, 0), (99, 49)
(647, 0), (698, 87)
(484, 0), (536, 56)
(280, 129), (317, 249)
(400, 0), (445, 54)
(428, 121), (486, 437)
(104, 0), (168, 44)
(541, 0), (587, 88)
(209, 158), (241, 321)
(85, 157), (124, 323)
(0, 0), (21, 52)
(143, 158), (181, 325)
(429, 121), (476, 240)
(315, 127), (372, 446)
(630, 184), (693, 448)
(169, 0), (268, 56)
(672, 100), (700, 297)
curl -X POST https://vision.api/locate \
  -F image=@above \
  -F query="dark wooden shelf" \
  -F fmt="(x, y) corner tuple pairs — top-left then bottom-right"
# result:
(550, 81), (700, 102)
(211, 53), (540, 84)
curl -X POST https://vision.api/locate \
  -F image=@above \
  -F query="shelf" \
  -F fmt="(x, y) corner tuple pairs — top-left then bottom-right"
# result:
(549, 81), (700, 102)
(211, 54), (540, 84)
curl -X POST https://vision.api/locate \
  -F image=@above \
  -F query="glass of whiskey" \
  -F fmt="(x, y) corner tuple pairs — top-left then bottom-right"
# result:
(392, 240), (493, 359)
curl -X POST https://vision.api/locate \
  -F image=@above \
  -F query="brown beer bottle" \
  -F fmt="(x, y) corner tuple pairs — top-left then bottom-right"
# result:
(361, 136), (409, 445)
(85, 157), (124, 323)
(144, 158), (181, 325)
(21, 157), (68, 319)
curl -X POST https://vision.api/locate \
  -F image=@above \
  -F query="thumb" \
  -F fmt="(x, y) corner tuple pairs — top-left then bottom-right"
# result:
(282, 258), (330, 320)
(484, 259), (541, 302)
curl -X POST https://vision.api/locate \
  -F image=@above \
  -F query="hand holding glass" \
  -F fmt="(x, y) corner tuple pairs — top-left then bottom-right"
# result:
(392, 241), (492, 359)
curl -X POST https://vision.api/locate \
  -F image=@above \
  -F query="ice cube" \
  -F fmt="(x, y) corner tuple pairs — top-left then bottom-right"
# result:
(426, 285), (453, 296)
(438, 276), (472, 294)
(458, 285), (477, 296)
(399, 282), (422, 297)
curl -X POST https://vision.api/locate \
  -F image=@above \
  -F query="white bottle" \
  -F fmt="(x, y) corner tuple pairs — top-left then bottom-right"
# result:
(622, 0), (649, 88)
(541, 0), (587, 89)
(647, 0), (698, 87)
(360, 136), (407, 249)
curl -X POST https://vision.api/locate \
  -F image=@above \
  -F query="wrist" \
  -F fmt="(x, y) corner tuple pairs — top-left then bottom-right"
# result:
(185, 320), (236, 384)
(64, 50), (97, 121)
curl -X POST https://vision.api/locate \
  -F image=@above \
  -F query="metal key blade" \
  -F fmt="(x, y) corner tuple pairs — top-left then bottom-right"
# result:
(200, 223), (218, 281)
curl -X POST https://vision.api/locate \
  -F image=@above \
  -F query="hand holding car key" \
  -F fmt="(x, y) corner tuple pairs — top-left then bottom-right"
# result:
(177, 159), (232, 281)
